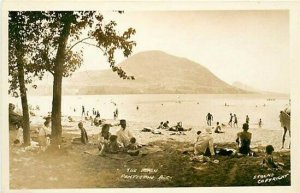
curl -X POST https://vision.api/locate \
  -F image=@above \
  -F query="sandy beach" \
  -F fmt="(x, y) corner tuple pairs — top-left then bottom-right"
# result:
(52, 115), (288, 151)
(9, 114), (291, 189)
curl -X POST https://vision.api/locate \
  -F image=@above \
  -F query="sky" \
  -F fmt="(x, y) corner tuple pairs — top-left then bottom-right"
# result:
(76, 11), (290, 93)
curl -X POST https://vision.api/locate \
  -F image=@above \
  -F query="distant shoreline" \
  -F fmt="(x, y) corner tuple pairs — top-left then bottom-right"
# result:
(24, 92), (290, 97)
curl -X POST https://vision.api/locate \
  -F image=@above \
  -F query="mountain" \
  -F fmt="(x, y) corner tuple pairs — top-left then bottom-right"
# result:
(29, 50), (249, 95)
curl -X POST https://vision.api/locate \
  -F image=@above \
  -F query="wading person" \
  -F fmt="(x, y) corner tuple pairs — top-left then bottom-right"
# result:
(258, 118), (262, 128)
(233, 114), (238, 128)
(228, 113), (233, 127)
(81, 105), (85, 117)
(206, 113), (213, 126)
(246, 115), (250, 124)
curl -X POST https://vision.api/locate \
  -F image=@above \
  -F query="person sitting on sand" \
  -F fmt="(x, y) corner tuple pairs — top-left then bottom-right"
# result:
(214, 122), (224, 133)
(102, 135), (121, 154)
(94, 113), (101, 126)
(72, 122), (88, 145)
(127, 137), (140, 156)
(68, 116), (75, 122)
(236, 123), (252, 155)
(194, 127), (215, 157)
(163, 121), (170, 130)
(13, 127), (24, 145)
(98, 124), (112, 151)
(127, 137), (139, 150)
(157, 122), (164, 129)
(169, 122), (180, 131)
(37, 117), (51, 151)
(116, 119), (134, 147)
(169, 122), (192, 132)
(9, 103), (23, 129)
(262, 145), (283, 170)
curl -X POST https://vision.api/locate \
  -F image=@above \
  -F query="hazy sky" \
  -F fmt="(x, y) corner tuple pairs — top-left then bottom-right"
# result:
(79, 10), (290, 93)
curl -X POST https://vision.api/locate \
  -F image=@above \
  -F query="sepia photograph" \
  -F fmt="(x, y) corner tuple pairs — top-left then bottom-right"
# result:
(1, 1), (300, 192)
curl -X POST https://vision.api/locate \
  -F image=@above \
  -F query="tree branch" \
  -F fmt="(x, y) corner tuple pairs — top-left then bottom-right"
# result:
(80, 41), (105, 52)
(67, 37), (92, 52)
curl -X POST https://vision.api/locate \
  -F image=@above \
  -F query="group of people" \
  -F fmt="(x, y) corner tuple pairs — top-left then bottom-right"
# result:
(72, 119), (140, 155)
(156, 121), (192, 132)
(194, 121), (285, 169)
(9, 100), (290, 169)
(228, 113), (238, 127)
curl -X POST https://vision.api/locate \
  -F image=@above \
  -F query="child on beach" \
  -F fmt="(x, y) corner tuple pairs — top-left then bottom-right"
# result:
(72, 122), (88, 145)
(94, 113), (101, 126)
(157, 122), (164, 129)
(163, 121), (170, 130)
(37, 117), (51, 151)
(127, 137), (139, 150)
(214, 122), (224, 133)
(13, 127), (24, 145)
(98, 124), (112, 151)
(262, 145), (283, 170)
(103, 135), (121, 154)
(127, 137), (140, 156)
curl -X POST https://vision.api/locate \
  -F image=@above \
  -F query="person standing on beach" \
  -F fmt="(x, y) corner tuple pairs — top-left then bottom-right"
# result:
(258, 119), (262, 128)
(246, 115), (250, 124)
(114, 107), (119, 120)
(116, 119), (133, 147)
(279, 110), (291, 149)
(206, 113), (213, 126)
(82, 106), (85, 117)
(228, 113), (233, 127)
(233, 114), (238, 128)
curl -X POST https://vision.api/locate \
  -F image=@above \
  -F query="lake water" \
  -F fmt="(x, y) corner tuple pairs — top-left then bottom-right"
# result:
(10, 94), (290, 131)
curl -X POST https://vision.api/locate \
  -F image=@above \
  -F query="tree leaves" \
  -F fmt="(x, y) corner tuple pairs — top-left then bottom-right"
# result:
(9, 11), (137, 97)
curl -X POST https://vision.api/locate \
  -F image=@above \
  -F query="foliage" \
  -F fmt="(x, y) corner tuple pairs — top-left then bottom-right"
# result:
(9, 11), (136, 97)
(30, 11), (136, 80)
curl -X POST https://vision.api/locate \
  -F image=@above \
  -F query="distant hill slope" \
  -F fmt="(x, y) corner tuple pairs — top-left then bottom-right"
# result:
(30, 50), (249, 95)
(232, 81), (289, 96)
(232, 81), (260, 93)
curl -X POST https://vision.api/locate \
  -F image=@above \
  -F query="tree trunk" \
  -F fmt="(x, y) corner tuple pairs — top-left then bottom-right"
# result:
(51, 19), (72, 147)
(16, 45), (31, 146)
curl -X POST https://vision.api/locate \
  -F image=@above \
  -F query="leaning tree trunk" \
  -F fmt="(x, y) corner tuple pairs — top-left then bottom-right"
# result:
(51, 20), (72, 147)
(16, 45), (31, 146)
